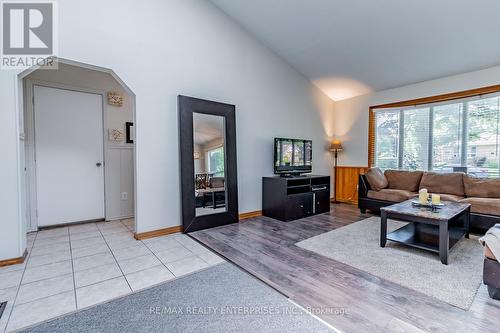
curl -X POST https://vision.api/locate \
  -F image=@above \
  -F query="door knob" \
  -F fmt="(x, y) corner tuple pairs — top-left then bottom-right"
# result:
(96, 162), (102, 167)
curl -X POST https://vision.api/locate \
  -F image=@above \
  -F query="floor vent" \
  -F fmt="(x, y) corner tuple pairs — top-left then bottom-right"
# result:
(0, 301), (7, 320)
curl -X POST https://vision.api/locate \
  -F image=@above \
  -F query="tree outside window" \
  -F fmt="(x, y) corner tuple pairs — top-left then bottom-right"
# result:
(208, 146), (225, 177)
(374, 95), (500, 178)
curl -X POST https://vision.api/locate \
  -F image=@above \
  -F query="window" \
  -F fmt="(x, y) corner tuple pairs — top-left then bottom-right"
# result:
(371, 91), (500, 178)
(207, 146), (225, 177)
(374, 110), (399, 169)
(403, 107), (430, 170)
(467, 97), (500, 178)
(432, 103), (463, 171)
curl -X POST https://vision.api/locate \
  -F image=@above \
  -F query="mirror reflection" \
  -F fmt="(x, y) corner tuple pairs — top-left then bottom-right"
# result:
(193, 113), (227, 216)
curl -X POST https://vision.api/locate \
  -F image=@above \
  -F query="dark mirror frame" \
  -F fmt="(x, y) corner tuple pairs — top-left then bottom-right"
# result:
(178, 95), (239, 233)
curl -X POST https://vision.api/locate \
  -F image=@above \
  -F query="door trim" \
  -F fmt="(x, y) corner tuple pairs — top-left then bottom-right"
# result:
(25, 79), (107, 230)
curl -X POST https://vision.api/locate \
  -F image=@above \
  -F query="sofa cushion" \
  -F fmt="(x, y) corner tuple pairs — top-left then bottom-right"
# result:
(210, 177), (225, 188)
(419, 172), (465, 196)
(384, 170), (423, 192)
(460, 197), (500, 216)
(464, 176), (500, 198)
(409, 193), (464, 202)
(364, 167), (388, 191)
(367, 189), (415, 202)
(436, 193), (464, 202)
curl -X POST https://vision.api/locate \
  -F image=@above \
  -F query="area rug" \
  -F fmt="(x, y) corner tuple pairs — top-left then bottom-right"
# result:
(296, 216), (483, 310)
(20, 263), (331, 333)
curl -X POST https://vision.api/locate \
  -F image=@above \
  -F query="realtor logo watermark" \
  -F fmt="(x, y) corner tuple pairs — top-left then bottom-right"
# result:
(1, 0), (58, 69)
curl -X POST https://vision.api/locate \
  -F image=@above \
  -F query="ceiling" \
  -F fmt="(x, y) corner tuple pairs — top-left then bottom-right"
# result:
(193, 113), (224, 145)
(210, 0), (500, 101)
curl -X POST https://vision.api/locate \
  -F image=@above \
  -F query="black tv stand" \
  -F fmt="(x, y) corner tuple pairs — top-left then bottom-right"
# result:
(279, 173), (307, 178)
(262, 175), (330, 221)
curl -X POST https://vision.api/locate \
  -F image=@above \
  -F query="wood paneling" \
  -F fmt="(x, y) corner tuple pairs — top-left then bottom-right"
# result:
(0, 249), (28, 267)
(368, 84), (500, 167)
(239, 210), (262, 220)
(335, 166), (368, 204)
(106, 147), (135, 220)
(134, 226), (182, 240)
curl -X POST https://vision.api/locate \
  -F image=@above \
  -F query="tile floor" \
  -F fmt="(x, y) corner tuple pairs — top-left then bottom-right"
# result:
(0, 219), (225, 332)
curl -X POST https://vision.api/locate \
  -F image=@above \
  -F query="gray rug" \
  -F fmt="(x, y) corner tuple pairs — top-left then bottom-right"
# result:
(296, 217), (483, 310)
(20, 263), (331, 333)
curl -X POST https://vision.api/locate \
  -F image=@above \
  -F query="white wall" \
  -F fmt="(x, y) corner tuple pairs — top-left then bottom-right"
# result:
(0, 74), (26, 261)
(0, 0), (334, 260)
(25, 63), (135, 222)
(333, 65), (500, 166)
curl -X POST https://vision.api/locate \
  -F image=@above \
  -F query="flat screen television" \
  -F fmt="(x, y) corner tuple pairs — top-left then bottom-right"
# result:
(274, 138), (312, 175)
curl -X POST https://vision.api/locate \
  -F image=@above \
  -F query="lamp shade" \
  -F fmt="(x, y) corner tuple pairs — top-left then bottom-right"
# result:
(329, 140), (343, 152)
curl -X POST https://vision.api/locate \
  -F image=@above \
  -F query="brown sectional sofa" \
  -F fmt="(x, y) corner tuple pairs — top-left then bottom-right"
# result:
(481, 225), (500, 300)
(483, 249), (500, 300)
(358, 168), (500, 233)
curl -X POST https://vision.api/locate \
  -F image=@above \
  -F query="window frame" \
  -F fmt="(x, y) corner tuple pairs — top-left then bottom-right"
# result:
(368, 84), (500, 176)
(206, 145), (224, 176)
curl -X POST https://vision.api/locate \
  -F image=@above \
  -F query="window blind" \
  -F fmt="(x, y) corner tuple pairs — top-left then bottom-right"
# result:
(370, 90), (500, 178)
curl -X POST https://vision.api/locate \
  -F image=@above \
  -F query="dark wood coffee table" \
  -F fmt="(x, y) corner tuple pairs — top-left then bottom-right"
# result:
(380, 200), (470, 265)
(197, 188), (226, 209)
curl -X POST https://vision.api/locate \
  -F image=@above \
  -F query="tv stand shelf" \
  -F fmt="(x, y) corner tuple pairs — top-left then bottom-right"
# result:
(262, 175), (330, 221)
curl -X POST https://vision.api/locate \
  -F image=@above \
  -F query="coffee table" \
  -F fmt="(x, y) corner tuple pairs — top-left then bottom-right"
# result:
(197, 188), (226, 209)
(380, 200), (470, 265)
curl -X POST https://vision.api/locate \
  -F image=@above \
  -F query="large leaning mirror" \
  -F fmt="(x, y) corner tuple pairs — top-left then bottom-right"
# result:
(193, 113), (227, 216)
(178, 95), (238, 233)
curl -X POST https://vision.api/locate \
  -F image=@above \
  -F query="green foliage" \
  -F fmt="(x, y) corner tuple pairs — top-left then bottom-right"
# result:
(209, 147), (225, 177)
(375, 97), (500, 178)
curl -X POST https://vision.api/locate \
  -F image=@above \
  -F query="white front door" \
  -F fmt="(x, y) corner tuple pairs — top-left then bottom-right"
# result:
(34, 85), (105, 227)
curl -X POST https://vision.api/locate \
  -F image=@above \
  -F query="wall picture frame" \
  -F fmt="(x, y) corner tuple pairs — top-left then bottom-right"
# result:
(107, 92), (124, 107)
(125, 122), (134, 143)
(108, 128), (124, 142)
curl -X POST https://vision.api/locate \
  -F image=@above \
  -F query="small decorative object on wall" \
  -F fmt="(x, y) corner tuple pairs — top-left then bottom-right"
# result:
(108, 128), (124, 142)
(125, 122), (134, 144)
(107, 92), (124, 107)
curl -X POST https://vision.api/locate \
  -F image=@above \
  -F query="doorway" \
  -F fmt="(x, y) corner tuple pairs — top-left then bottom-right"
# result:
(34, 85), (105, 226)
(21, 60), (136, 232)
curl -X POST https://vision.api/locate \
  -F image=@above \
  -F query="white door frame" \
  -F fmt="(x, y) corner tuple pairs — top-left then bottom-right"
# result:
(18, 58), (138, 236)
(24, 79), (108, 230)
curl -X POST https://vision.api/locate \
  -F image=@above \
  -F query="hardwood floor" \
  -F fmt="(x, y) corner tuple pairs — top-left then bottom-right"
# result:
(191, 203), (500, 333)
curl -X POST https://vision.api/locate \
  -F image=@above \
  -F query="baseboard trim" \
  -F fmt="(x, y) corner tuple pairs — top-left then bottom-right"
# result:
(38, 218), (105, 230)
(0, 249), (28, 267)
(134, 226), (183, 240)
(239, 210), (262, 220)
(134, 212), (263, 240)
(106, 215), (135, 222)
